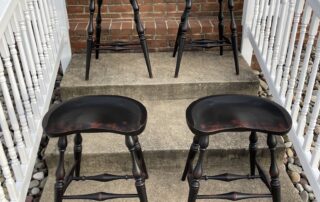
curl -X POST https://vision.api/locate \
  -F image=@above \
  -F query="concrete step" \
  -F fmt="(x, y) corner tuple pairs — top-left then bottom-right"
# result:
(61, 51), (259, 101)
(41, 156), (301, 202)
(44, 99), (285, 173)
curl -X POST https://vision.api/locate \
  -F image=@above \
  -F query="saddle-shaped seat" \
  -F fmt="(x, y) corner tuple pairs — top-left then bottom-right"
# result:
(186, 94), (292, 136)
(43, 95), (147, 137)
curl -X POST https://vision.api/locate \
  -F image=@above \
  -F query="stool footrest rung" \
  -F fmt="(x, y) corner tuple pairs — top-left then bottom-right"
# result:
(93, 41), (140, 51)
(222, 36), (231, 43)
(187, 37), (231, 48)
(96, 41), (140, 46)
(93, 46), (140, 51)
(197, 192), (272, 201)
(62, 192), (138, 201)
(201, 173), (260, 182)
(256, 161), (271, 189)
(63, 163), (77, 192)
(72, 173), (134, 182)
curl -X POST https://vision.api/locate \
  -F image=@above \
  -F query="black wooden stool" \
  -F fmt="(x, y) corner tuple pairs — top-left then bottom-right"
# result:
(42, 95), (148, 202)
(173, 0), (239, 77)
(182, 95), (292, 202)
(85, 0), (153, 80)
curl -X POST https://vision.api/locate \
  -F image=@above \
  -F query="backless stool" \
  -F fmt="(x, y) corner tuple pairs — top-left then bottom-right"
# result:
(173, 0), (239, 77)
(42, 95), (148, 202)
(85, 0), (153, 80)
(182, 95), (292, 202)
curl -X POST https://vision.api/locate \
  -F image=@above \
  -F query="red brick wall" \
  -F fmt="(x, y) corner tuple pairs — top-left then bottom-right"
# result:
(67, 0), (243, 53)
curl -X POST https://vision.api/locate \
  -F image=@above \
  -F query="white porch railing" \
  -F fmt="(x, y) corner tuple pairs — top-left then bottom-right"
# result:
(242, 0), (320, 199)
(0, 0), (71, 201)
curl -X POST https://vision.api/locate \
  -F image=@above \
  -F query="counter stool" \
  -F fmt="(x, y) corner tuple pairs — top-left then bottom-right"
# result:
(85, 0), (153, 80)
(42, 95), (148, 202)
(173, 0), (239, 77)
(183, 95), (292, 202)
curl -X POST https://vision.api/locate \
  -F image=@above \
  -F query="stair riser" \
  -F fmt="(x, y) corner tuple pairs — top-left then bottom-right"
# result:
(61, 82), (258, 101)
(46, 147), (285, 175)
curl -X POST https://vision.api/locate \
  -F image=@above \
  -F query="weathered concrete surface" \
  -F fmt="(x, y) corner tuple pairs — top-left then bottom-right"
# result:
(40, 51), (288, 202)
(41, 157), (301, 202)
(61, 51), (259, 100)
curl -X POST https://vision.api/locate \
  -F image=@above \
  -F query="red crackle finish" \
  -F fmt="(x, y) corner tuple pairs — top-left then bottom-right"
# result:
(186, 94), (292, 136)
(42, 95), (147, 137)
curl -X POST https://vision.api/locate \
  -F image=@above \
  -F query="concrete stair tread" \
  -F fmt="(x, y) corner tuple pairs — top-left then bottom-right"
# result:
(41, 159), (301, 202)
(61, 51), (258, 100)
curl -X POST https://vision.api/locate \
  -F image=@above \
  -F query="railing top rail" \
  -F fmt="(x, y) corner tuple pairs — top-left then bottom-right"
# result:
(307, 0), (320, 17)
(0, 0), (18, 38)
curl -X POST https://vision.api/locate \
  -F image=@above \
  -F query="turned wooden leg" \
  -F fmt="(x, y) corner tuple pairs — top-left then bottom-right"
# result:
(130, 0), (153, 78)
(173, 0), (192, 57)
(174, 34), (186, 78)
(95, 0), (103, 59)
(249, 131), (258, 176)
(172, 21), (182, 57)
(228, 0), (240, 75)
(268, 134), (281, 202)
(188, 136), (209, 202)
(85, 0), (95, 80)
(182, 136), (199, 181)
(174, 0), (191, 78)
(218, 0), (224, 55)
(126, 136), (148, 202)
(55, 136), (67, 202)
(133, 136), (149, 179)
(74, 133), (82, 177)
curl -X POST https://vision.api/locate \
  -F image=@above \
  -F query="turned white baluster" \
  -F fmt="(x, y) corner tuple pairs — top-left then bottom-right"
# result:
(27, 1), (49, 86)
(47, 0), (59, 52)
(275, 0), (296, 89)
(6, 23), (36, 134)
(0, 141), (17, 201)
(297, 36), (320, 138)
(252, 0), (261, 36)
(254, 0), (265, 42)
(1, 35), (32, 149)
(0, 183), (8, 202)
(291, 15), (319, 122)
(21, 6), (44, 106)
(262, 0), (276, 56)
(266, 0), (281, 70)
(12, 11), (40, 119)
(258, 0), (269, 49)
(270, 0), (289, 81)
(37, 0), (55, 71)
(285, 5), (312, 110)
(52, 1), (62, 42)
(311, 116), (320, 168)
(32, 0), (52, 75)
(0, 43), (28, 166)
(0, 59), (23, 181)
(0, 0), (72, 200)
(303, 89), (320, 151)
(240, 0), (320, 198)
(280, 0), (306, 98)
(43, 0), (57, 57)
